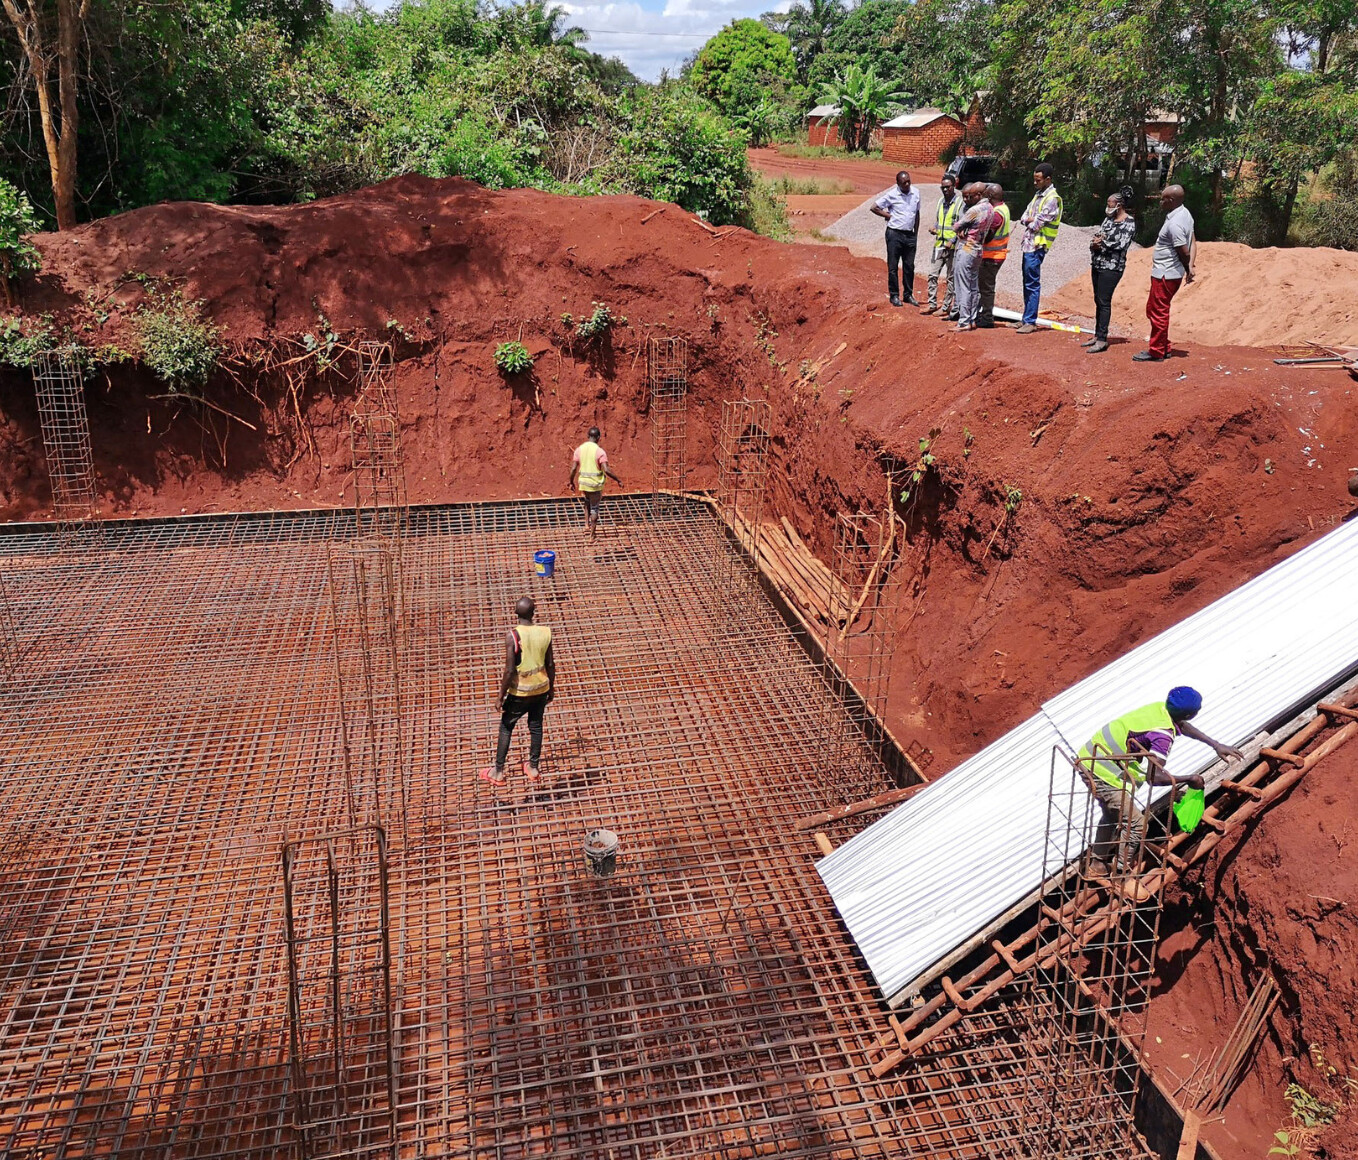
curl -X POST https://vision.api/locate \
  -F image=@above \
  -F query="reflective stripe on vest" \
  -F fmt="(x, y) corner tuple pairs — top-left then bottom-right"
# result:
(511, 624), (551, 697)
(1076, 702), (1178, 789)
(935, 195), (960, 244)
(983, 204), (1011, 261)
(576, 441), (605, 492)
(1032, 187), (1062, 248)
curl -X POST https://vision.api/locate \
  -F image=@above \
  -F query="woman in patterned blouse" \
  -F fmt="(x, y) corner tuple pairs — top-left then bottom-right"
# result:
(1084, 190), (1136, 354)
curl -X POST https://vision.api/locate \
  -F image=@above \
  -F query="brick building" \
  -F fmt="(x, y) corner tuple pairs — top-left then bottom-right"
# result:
(806, 104), (844, 148)
(881, 109), (966, 168)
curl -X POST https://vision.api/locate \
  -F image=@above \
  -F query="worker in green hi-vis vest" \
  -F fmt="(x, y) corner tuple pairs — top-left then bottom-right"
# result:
(1076, 686), (1242, 885)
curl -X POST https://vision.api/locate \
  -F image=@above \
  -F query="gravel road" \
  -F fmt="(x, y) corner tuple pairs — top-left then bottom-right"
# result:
(824, 181), (1135, 317)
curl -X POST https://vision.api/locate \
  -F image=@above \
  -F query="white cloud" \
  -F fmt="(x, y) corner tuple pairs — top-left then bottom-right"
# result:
(563, 0), (779, 82)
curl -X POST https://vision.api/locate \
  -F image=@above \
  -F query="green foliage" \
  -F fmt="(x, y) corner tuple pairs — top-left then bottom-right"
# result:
(819, 62), (907, 152)
(807, 0), (911, 94)
(1268, 1128), (1300, 1156)
(770, 174), (853, 194)
(1301, 192), (1358, 249)
(690, 19), (797, 120)
(763, 0), (847, 82)
(613, 84), (754, 226)
(0, 178), (42, 293)
(748, 177), (792, 240)
(135, 286), (222, 389)
(0, 314), (55, 368)
(899, 427), (941, 503)
(493, 340), (534, 373)
(1284, 1082), (1339, 1129)
(574, 301), (626, 340)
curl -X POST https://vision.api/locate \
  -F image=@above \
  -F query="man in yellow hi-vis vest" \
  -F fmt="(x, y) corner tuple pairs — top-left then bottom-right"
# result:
(567, 426), (623, 540)
(481, 596), (556, 787)
(1077, 686), (1241, 881)
(1014, 162), (1063, 333)
(923, 173), (961, 317)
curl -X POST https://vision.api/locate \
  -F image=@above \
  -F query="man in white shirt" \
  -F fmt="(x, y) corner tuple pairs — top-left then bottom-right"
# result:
(871, 170), (921, 307)
(1134, 185), (1195, 362)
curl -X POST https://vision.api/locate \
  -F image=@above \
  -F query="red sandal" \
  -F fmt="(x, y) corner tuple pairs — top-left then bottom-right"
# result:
(479, 765), (507, 787)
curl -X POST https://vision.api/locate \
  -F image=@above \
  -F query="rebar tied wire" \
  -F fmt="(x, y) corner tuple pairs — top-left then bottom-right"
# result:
(2, 495), (1051, 1160)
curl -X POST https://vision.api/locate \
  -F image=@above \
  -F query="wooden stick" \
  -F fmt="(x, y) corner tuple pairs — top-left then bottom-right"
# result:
(795, 782), (928, 831)
(838, 481), (896, 641)
(641, 207), (666, 224)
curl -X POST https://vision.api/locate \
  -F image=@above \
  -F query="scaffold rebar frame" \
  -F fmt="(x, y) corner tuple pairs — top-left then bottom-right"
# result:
(711, 398), (771, 645)
(282, 825), (397, 1160)
(327, 540), (409, 843)
(819, 511), (905, 803)
(32, 349), (96, 526)
(1022, 745), (1167, 1160)
(0, 570), (17, 683)
(648, 337), (688, 517)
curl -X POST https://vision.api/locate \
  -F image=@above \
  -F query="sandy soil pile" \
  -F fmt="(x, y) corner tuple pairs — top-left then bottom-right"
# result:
(1147, 741), (1358, 1157)
(1045, 240), (1358, 348)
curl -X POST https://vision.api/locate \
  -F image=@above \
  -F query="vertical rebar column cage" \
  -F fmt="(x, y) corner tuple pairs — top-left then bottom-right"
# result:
(0, 570), (18, 683)
(282, 825), (398, 1160)
(648, 336), (688, 517)
(32, 349), (96, 525)
(327, 541), (409, 842)
(350, 341), (407, 548)
(1023, 745), (1168, 1159)
(710, 399), (772, 643)
(819, 511), (904, 801)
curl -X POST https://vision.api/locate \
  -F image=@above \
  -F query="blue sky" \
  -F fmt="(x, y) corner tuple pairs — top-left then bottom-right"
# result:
(560, 0), (784, 81)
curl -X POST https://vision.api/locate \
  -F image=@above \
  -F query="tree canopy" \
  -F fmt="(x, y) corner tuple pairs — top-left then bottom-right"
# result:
(689, 18), (798, 121)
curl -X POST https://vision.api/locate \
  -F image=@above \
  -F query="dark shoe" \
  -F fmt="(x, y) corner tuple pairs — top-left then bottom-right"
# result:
(889, 295), (902, 307)
(946, 313), (959, 322)
(921, 304), (938, 315)
(1014, 323), (1037, 334)
(976, 321), (995, 328)
(904, 296), (919, 306)
(1131, 350), (1163, 362)
(1086, 340), (1109, 353)
(1080, 336), (1098, 346)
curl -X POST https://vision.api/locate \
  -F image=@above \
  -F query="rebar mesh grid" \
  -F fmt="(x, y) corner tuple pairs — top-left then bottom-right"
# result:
(32, 350), (96, 525)
(1, 496), (1047, 1160)
(283, 825), (397, 1160)
(819, 513), (905, 805)
(327, 541), (409, 841)
(1021, 747), (1165, 1159)
(0, 569), (17, 681)
(647, 338), (688, 517)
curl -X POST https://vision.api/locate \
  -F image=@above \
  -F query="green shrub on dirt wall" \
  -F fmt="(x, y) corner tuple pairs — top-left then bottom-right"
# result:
(0, 178), (41, 304)
(134, 287), (222, 389)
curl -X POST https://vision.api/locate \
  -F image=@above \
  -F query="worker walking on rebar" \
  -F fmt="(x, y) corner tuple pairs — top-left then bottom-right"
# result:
(1077, 687), (1242, 885)
(567, 426), (622, 540)
(480, 596), (555, 788)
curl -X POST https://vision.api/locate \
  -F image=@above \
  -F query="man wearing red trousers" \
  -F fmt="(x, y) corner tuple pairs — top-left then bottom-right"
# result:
(1133, 185), (1194, 362)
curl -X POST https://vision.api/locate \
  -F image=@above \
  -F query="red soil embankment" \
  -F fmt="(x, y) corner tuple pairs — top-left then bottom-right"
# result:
(2, 175), (1355, 773)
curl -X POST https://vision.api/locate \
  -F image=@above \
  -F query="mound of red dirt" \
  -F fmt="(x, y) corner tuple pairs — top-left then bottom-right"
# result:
(2, 174), (1355, 771)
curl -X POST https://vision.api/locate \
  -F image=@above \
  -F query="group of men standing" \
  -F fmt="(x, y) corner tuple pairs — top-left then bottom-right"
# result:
(874, 163), (1197, 360)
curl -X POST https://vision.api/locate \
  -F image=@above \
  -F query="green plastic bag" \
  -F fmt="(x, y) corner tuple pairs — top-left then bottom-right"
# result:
(1173, 788), (1206, 834)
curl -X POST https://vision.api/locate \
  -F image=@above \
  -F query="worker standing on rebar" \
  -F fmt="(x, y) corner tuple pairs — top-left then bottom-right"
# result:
(1078, 687), (1242, 887)
(568, 426), (622, 541)
(481, 596), (555, 788)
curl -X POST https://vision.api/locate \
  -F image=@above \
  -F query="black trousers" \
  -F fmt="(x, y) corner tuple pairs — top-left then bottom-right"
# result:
(496, 693), (547, 766)
(1091, 267), (1123, 341)
(977, 260), (1001, 325)
(885, 228), (917, 301)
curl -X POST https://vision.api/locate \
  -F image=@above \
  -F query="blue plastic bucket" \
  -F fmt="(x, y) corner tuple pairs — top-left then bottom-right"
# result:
(534, 550), (557, 578)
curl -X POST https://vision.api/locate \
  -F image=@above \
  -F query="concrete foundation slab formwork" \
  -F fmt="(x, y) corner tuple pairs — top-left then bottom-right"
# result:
(2, 496), (1046, 1160)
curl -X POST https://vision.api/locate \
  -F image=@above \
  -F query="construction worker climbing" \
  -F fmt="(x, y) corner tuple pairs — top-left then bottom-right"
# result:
(1077, 687), (1242, 886)
(567, 426), (622, 540)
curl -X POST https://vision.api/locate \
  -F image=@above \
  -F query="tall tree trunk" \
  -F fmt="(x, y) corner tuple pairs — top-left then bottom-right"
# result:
(0, 0), (84, 230)
(1279, 168), (1300, 244)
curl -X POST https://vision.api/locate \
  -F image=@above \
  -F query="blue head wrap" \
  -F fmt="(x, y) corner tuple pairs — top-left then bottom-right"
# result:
(1166, 686), (1202, 718)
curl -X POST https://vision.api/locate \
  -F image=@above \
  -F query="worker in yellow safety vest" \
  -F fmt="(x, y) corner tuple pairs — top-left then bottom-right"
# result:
(924, 174), (961, 318)
(977, 183), (1010, 328)
(1076, 686), (1242, 887)
(1014, 162), (1063, 333)
(567, 426), (623, 540)
(481, 596), (556, 787)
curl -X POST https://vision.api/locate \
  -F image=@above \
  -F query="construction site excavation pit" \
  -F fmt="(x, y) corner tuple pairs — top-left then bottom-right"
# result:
(0, 492), (1116, 1160)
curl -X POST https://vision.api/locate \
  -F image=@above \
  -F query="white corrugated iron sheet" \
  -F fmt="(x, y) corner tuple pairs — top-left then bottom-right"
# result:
(881, 108), (956, 130)
(818, 517), (1358, 1003)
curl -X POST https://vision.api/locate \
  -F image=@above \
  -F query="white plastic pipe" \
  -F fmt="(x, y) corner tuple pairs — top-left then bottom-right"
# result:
(992, 307), (1089, 334)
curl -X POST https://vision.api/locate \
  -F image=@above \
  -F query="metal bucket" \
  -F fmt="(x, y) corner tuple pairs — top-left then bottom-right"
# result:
(584, 828), (619, 877)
